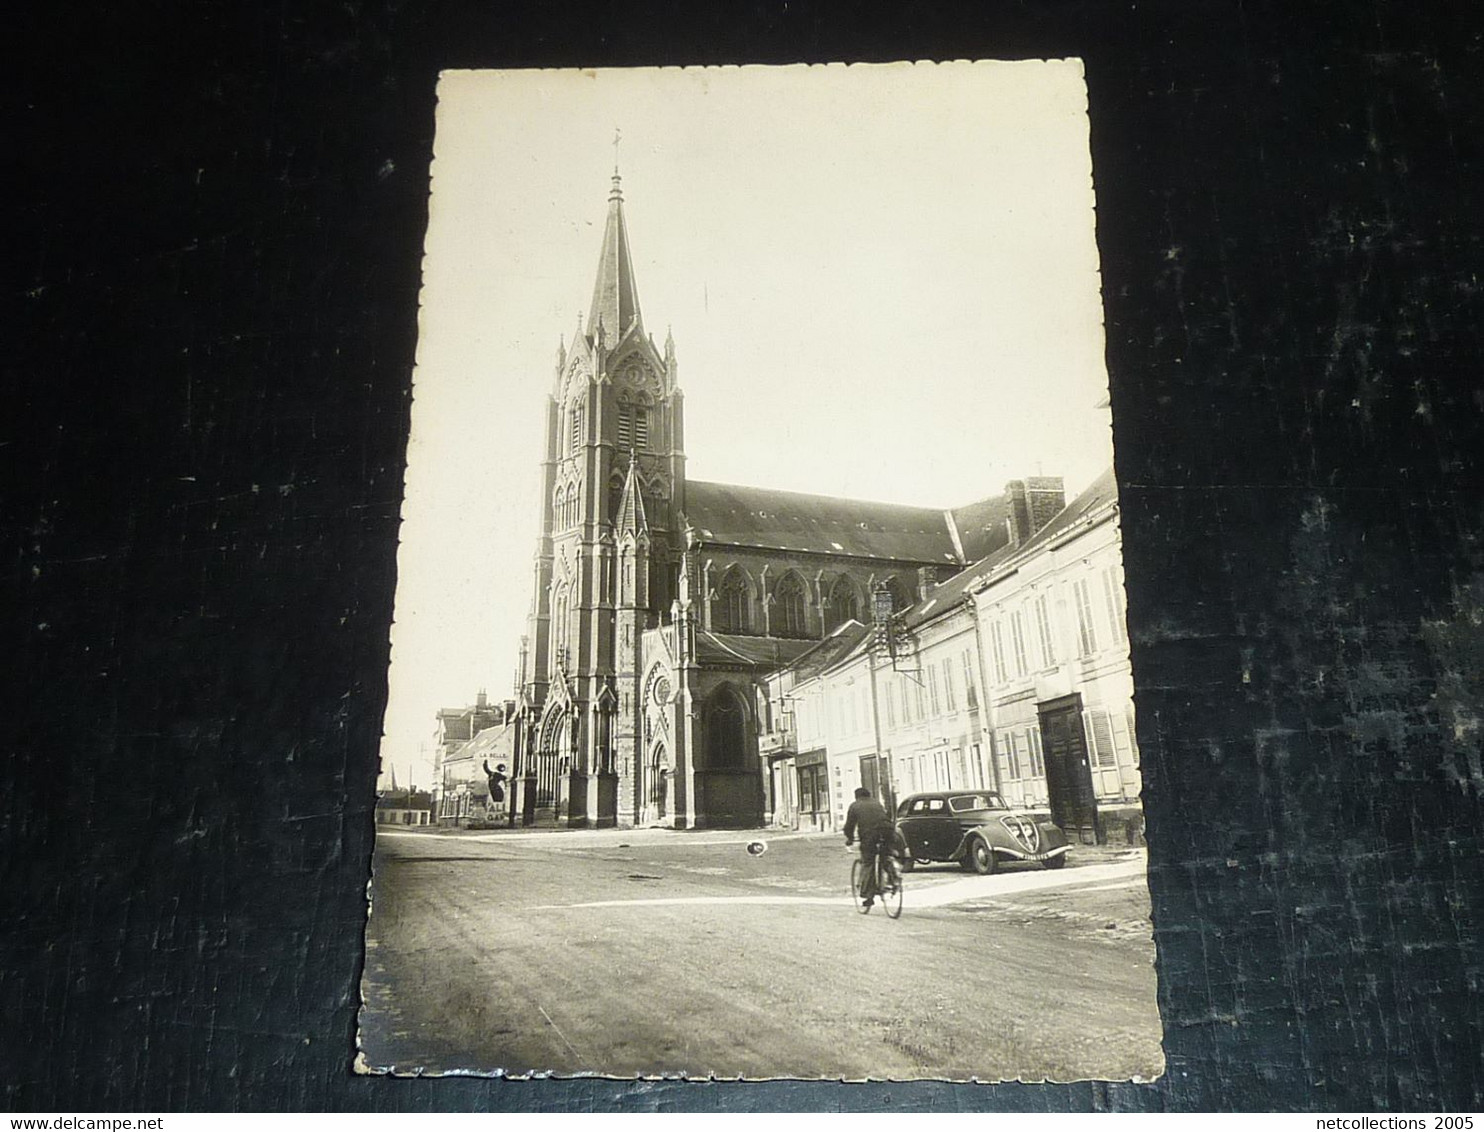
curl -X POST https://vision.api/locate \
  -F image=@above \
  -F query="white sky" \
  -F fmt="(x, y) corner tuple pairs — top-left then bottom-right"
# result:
(378, 61), (1114, 791)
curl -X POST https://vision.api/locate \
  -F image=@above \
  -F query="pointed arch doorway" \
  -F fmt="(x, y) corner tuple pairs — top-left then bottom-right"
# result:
(536, 705), (569, 813)
(641, 742), (671, 827)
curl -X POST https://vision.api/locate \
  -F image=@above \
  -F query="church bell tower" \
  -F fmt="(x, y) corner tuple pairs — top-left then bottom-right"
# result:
(520, 168), (686, 827)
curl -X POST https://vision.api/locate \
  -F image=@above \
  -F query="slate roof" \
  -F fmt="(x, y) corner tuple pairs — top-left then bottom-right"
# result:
(694, 631), (819, 670)
(685, 480), (960, 565)
(949, 493), (1014, 563)
(898, 467), (1120, 629)
(778, 620), (873, 683)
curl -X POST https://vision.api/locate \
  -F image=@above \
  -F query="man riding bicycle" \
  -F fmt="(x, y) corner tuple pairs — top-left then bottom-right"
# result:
(843, 786), (900, 910)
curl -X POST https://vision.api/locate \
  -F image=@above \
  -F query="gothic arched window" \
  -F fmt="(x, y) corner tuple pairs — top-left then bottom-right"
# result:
(826, 576), (862, 632)
(550, 583), (571, 667)
(553, 485), (568, 529)
(616, 396), (652, 452)
(705, 685), (748, 770)
(569, 398), (585, 454)
(713, 567), (751, 634)
(773, 572), (809, 639)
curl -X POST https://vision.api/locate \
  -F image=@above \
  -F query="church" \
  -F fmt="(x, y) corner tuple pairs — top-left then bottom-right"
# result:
(511, 171), (1060, 829)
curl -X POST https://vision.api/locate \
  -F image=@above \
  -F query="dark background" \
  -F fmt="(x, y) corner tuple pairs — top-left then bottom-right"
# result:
(6, 0), (1482, 1113)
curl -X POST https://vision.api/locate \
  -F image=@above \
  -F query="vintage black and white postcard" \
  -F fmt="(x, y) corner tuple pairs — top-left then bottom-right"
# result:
(358, 61), (1162, 1082)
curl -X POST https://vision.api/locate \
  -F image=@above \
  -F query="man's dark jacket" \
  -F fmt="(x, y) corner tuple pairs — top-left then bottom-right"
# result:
(843, 798), (891, 844)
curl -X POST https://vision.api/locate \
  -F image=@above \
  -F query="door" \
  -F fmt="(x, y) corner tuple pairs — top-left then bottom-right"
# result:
(1037, 695), (1100, 843)
(859, 752), (896, 816)
(898, 796), (936, 861)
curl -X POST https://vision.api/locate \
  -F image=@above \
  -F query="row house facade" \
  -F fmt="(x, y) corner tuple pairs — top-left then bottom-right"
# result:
(432, 692), (515, 824)
(972, 467), (1141, 841)
(761, 468), (1143, 844)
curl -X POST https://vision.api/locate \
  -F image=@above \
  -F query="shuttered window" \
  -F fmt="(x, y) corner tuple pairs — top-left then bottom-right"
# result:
(1084, 708), (1119, 768)
(990, 621), (1008, 684)
(1101, 564), (1128, 647)
(1034, 593), (1056, 666)
(1010, 610), (1029, 676)
(1074, 578), (1099, 656)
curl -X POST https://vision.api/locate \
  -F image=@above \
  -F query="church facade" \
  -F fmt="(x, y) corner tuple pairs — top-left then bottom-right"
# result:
(511, 173), (1040, 829)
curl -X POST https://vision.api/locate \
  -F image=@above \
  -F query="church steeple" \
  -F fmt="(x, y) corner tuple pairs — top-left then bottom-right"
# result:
(615, 451), (649, 538)
(587, 171), (643, 343)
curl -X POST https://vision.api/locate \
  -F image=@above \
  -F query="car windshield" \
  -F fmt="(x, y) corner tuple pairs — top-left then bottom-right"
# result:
(948, 793), (1008, 813)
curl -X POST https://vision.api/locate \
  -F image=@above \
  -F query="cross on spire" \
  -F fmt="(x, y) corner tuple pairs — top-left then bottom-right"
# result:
(612, 127), (621, 173)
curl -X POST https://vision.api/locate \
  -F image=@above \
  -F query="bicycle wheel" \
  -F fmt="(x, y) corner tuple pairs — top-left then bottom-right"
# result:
(880, 860), (904, 919)
(850, 859), (870, 914)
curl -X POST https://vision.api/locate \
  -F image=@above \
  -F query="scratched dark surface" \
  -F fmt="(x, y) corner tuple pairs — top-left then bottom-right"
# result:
(6, 0), (1483, 1113)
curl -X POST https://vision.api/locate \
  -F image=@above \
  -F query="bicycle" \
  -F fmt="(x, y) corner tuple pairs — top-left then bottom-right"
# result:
(849, 841), (904, 919)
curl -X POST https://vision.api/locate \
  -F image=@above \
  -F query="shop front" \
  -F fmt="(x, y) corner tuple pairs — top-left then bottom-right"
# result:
(794, 748), (832, 831)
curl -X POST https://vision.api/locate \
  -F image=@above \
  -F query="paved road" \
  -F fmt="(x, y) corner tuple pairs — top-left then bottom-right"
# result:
(358, 827), (1163, 1082)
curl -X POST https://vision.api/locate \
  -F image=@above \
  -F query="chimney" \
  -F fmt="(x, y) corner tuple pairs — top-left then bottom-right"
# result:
(1024, 476), (1066, 534)
(1005, 476), (1066, 546)
(1005, 481), (1033, 547)
(475, 689), (488, 710)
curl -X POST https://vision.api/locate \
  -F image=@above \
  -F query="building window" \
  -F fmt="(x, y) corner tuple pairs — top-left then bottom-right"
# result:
(706, 686), (748, 770)
(885, 680), (897, 729)
(926, 664), (941, 716)
(1101, 565), (1128, 648)
(618, 401), (650, 451)
(1084, 708), (1120, 768)
(772, 573), (809, 639)
(942, 658), (956, 712)
(569, 400), (584, 453)
(915, 676), (927, 720)
(1034, 593), (1056, 667)
(1010, 609), (1029, 677)
(1028, 726), (1045, 776)
(826, 576), (862, 632)
(989, 620), (1008, 685)
(1074, 577), (1100, 656)
(713, 567), (751, 634)
(550, 584), (570, 667)
(961, 650), (978, 709)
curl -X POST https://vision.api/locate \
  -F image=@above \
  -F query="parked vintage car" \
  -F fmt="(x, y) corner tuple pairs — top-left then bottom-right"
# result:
(895, 790), (1070, 874)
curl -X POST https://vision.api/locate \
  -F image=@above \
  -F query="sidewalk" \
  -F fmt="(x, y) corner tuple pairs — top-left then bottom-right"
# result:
(376, 822), (839, 848)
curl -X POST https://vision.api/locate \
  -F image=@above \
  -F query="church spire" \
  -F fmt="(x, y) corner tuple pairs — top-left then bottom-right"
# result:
(615, 450), (649, 537)
(586, 169), (643, 343)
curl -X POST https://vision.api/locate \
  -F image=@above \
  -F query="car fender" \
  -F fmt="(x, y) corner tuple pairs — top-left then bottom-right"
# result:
(950, 829), (990, 861)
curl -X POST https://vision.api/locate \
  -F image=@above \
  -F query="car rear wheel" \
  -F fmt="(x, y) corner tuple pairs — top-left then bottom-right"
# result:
(1042, 854), (1067, 870)
(968, 838), (997, 875)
